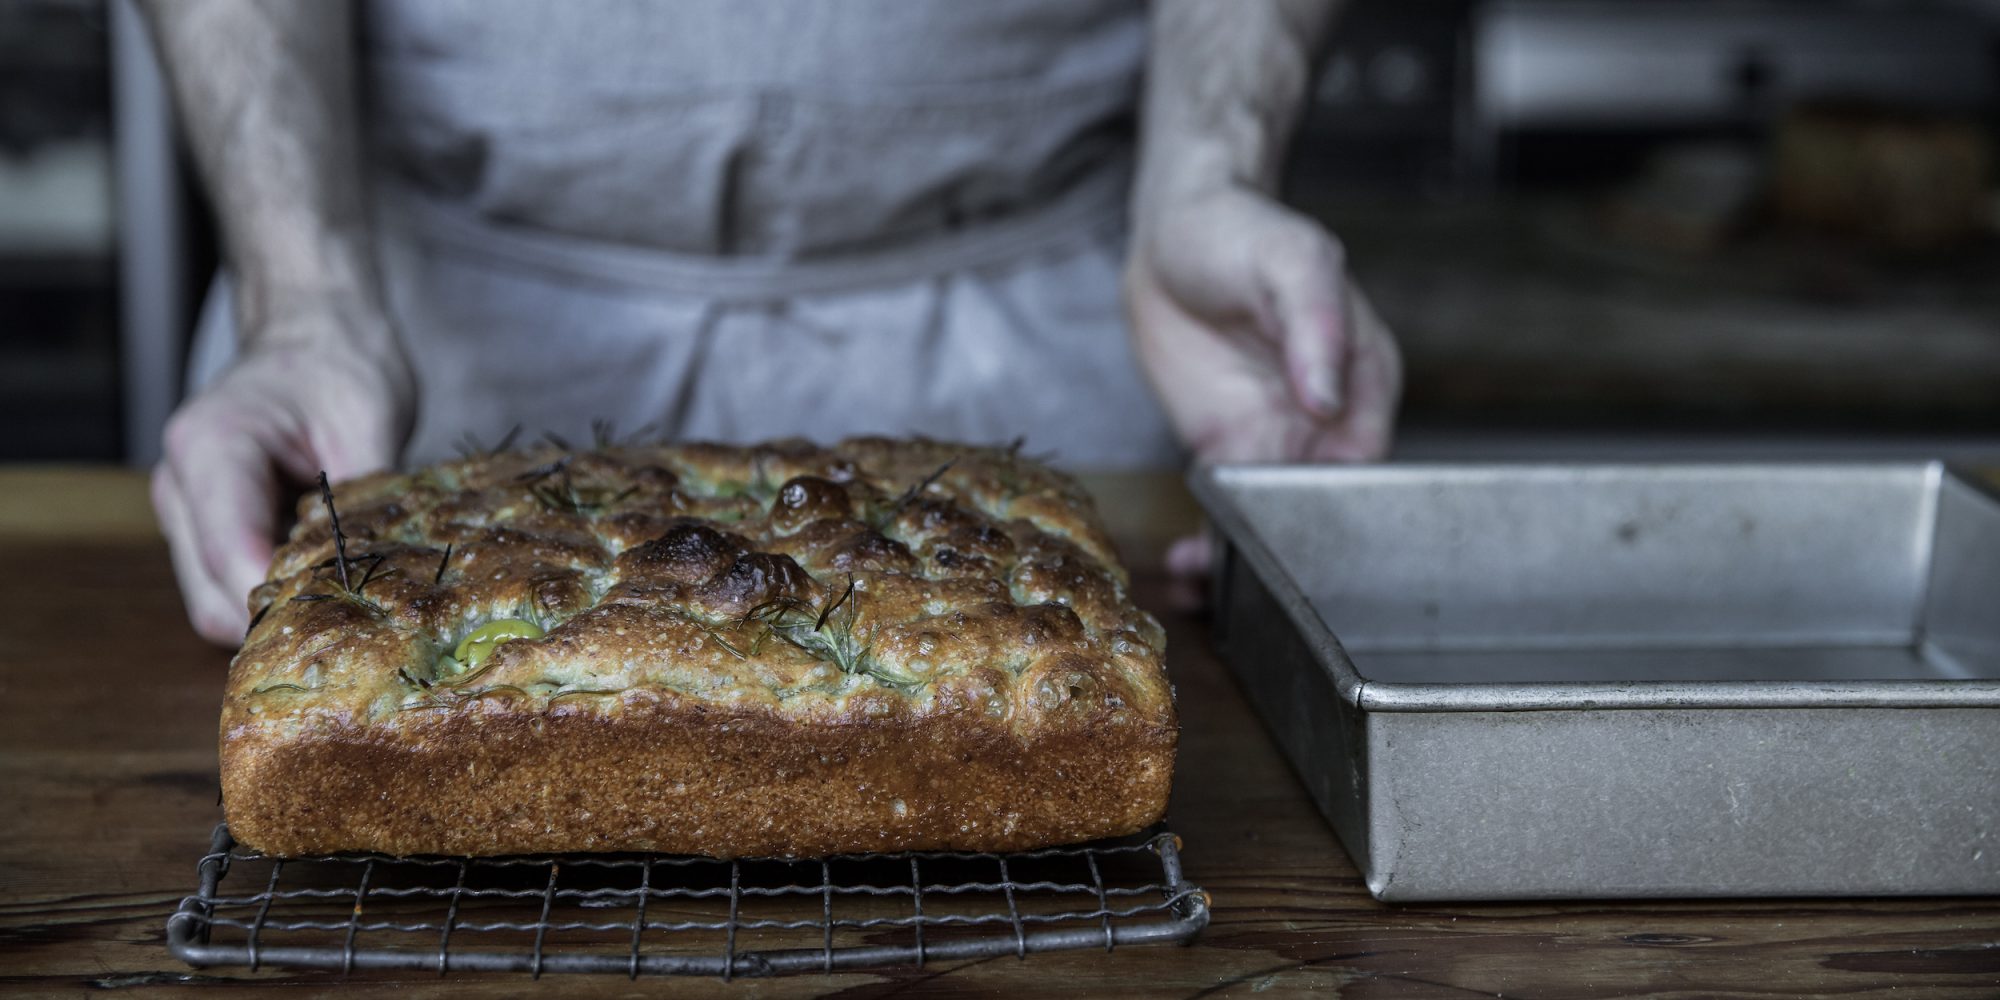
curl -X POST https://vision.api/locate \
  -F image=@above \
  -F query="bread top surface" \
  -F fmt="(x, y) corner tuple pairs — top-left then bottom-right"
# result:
(226, 436), (1171, 740)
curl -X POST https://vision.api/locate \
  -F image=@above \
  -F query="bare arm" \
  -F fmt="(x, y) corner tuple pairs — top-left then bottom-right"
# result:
(140, 0), (413, 644)
(1126, 0), (1400, 463)
(1134, 0), (1335, 217)
(139, 0), (388, 341)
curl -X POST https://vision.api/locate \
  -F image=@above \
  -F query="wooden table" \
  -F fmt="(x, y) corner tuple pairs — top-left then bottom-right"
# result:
(2, 468), (1995, 998)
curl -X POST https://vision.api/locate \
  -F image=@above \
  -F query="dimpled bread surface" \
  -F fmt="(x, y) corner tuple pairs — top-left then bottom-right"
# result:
(220, 436), (1176, 857)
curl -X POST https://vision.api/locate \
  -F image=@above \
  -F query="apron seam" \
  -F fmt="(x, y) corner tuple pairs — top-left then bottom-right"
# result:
(379, 164), (1131, 301)
(369, 61), (1142, 116)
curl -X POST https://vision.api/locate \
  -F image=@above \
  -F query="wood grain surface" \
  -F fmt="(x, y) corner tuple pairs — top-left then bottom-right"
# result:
(1, 468), (1995, 999)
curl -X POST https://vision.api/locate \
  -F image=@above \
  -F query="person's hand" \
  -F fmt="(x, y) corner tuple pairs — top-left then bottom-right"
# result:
(153, 308), (414, 645)
(1124, 185), (1403, 605)
(1125, 185), (1401, 464)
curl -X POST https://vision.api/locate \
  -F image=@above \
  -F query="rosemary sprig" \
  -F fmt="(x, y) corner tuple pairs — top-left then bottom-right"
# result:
(873, 458), (956, 528)
(458, 684), (533, 705)
(530, 480), (636, 514)
(493, 424), (523, 453)
(743, 593), (817, 627)
(547, 687), (622, 706)
(433, 650), (504, 690)
(586, 417), (663, 450)
(513, 456), (573, 485)
(433, 543), (454, 585)
(993, 437), (1057, 497)
(708, 630), (747, 659)
(515, 456), (634, 513)
(316, 471), (351, 593)
(742, 574), (881, 679)
(353, 551), (390, 595)
(453, 424), (523, 459)
(307, 550), (389, 597)
(1002, 436), (1056, 464)
(297, 474), (389, 612)
(896, 459), (955, 511)
(696, 616), (770, 660)
(815, 575), (856, 630)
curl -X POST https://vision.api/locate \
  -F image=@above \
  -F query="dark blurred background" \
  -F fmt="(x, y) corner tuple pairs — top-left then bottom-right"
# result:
(5, 0), (2000, 465)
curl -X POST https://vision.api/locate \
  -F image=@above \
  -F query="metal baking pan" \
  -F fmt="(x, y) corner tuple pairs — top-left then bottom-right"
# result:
(1192, 463), (2000, 901)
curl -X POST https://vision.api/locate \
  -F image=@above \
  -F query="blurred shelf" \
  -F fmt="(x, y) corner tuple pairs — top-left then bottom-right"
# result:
(1305, 192), (2000, 428)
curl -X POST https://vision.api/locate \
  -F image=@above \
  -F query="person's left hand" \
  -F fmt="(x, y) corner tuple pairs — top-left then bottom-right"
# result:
(1124, 185), (1403, 601)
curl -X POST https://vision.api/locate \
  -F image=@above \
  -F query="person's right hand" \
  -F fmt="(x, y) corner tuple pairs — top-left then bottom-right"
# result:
(153, 309), (414, 645)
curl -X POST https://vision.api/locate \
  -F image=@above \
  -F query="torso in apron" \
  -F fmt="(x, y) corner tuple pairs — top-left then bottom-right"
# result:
(348, 0), (1180, 469)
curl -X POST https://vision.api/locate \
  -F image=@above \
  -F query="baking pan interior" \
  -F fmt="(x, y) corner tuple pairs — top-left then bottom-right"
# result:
(1216, 464), (2000, 684)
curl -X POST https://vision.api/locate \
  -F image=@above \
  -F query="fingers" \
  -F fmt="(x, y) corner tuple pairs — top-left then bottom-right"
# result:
(152, 465), (250, 645)
(1166, 532), (1212, 578)
(147, 330), (417, 645)
(1307, 282), (1402, 463)
(306, 412), (399, 483)
(1259, 223), (1349, 419)
(1344, 284), (1403, 456)
(1163, 532), (1213, 614)
(1125, 189), (1404, 466)
(161, 407), (281, 630)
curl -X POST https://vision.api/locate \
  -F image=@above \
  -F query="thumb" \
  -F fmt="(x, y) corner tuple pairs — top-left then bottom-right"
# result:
(1258, 225), (1349, 419)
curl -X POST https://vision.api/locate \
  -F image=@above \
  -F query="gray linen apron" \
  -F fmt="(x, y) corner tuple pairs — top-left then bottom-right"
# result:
(187, 0), (1181, 471)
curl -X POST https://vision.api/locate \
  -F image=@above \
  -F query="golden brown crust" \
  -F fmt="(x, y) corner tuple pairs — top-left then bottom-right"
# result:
(221, 436), (1175, 857)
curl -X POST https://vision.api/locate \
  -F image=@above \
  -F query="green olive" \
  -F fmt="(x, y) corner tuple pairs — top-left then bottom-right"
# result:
(453, 618), (546, 669)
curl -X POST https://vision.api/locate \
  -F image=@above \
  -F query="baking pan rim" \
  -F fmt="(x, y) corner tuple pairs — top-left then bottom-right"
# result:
(1188, 460), (2000, 715)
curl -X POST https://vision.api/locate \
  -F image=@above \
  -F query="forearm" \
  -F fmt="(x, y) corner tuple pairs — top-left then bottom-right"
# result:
(137, 0), (387, 346)
(1134, 0), (1338, 213)
(1124, 0), (1398, 462)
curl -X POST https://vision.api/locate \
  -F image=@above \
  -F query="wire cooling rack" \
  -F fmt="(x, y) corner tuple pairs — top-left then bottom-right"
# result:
(166, 824), (1208, 979)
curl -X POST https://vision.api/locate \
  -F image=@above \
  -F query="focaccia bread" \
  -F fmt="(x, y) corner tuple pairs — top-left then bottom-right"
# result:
(221, 436), (1176, 858)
